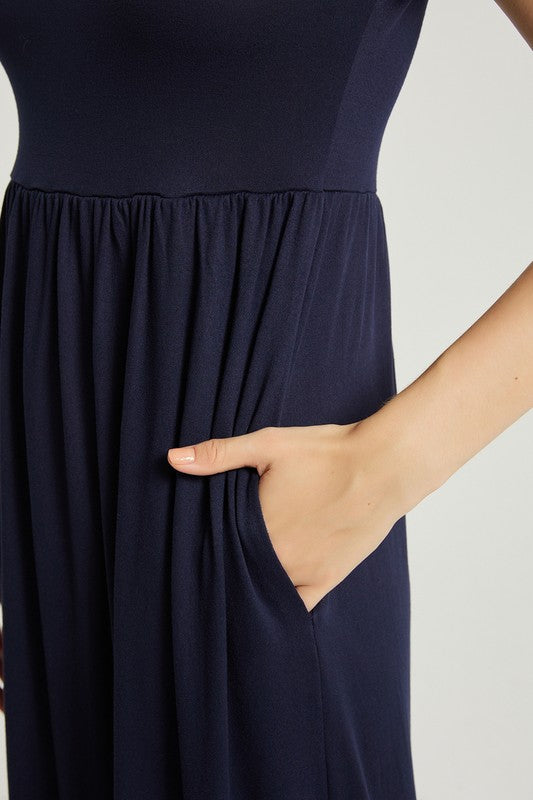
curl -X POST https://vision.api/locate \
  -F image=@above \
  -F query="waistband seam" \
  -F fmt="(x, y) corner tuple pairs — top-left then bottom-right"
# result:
(7, 179), (377, 202)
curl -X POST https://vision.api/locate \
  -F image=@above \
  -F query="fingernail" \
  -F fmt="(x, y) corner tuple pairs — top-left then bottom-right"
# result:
(168, 447), (196, 464)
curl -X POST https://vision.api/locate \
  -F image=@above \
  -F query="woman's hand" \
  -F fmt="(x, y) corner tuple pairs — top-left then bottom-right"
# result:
(167, 420), (409, 612)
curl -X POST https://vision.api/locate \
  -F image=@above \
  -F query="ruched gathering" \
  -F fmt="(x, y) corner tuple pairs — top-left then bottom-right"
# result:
(0, 178), (415, 799)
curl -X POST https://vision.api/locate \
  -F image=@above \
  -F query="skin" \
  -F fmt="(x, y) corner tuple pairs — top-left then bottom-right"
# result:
(166, 257), (533, 615)
(0, 0), (531, 717)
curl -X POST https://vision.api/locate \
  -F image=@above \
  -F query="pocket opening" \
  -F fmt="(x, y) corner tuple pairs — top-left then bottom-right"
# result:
(247, 467), (313, 619)
(248, 466), (397, 618)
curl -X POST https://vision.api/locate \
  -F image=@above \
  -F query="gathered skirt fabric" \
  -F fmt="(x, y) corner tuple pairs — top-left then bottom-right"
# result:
(0, 179), (414, 799)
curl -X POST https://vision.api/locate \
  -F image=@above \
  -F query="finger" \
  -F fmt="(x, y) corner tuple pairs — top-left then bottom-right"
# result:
(167, 428), (271, 475)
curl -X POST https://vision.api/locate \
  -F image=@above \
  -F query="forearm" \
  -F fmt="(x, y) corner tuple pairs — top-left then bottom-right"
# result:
(356, 259), (533, 516)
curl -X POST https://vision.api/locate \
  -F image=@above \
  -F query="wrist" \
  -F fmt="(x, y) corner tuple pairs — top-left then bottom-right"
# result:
(345, 397), (447, 520)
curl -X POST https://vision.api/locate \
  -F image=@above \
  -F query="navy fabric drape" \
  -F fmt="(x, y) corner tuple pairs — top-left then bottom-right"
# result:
(0, 1), (430, 797)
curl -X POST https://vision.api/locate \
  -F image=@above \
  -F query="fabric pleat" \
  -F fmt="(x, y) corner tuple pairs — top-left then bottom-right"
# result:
(0, 180), (414, 799)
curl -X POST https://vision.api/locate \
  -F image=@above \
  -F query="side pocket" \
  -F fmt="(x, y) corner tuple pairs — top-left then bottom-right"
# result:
(244, 466), (392, 620)
(246, 467), (312, 620)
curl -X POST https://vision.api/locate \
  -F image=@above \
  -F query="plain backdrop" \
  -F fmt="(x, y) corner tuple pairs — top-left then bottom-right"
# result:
(0, 0), (532, 797)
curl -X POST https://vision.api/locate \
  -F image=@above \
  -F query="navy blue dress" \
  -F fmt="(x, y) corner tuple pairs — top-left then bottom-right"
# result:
(0, 1), (430, 797)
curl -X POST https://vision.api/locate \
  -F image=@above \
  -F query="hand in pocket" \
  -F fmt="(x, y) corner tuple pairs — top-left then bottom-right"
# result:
(167, 420), (409, 612)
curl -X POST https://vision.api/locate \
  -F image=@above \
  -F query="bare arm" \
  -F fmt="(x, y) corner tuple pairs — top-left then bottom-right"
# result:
(167, 244), (533, 613)
(352, 1), (533, 513)
(355, 260), (533, 516)
(493, 0), (533, 49)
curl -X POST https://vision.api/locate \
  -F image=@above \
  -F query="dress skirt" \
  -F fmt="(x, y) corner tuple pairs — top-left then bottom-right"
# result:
(0, 179), (414, 799)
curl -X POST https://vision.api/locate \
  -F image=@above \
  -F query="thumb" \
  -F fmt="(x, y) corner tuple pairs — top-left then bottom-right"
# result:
(167, 428), (270, 476)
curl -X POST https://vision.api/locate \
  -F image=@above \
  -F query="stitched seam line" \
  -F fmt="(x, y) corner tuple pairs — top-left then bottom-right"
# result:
(8, 179), (377, 202)
(310, 615), (331, 800)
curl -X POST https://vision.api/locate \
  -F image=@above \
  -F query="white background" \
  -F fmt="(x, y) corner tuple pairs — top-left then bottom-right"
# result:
(0, 0), (532, 797)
